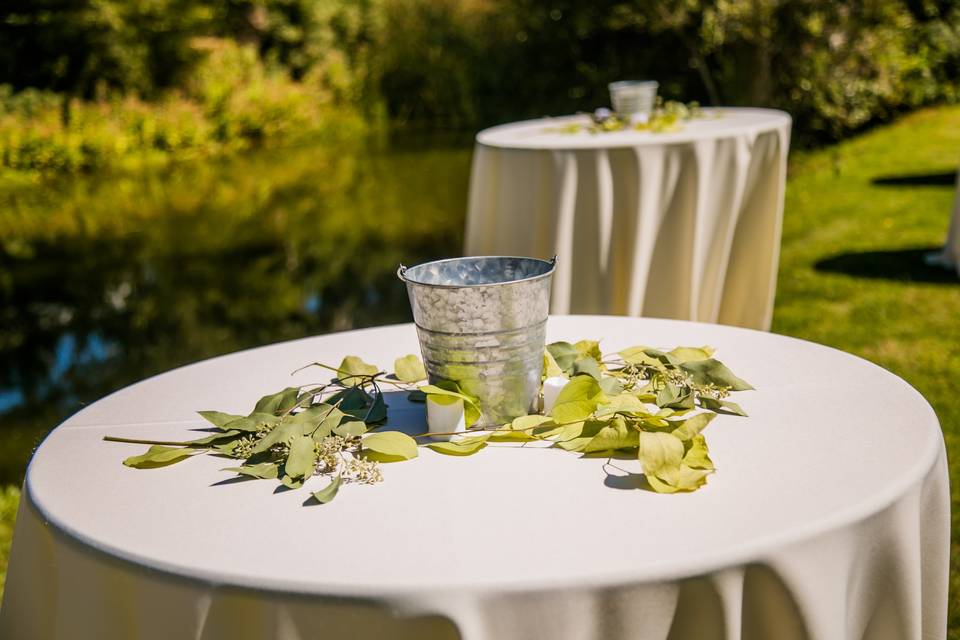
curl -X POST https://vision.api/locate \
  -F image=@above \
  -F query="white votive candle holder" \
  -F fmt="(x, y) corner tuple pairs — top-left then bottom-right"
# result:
(542, 376), (570, 414)
(426, 395), (467, 441)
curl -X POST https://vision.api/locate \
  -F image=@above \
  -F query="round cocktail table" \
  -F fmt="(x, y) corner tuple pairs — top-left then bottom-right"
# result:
(1, 316), (948, 639)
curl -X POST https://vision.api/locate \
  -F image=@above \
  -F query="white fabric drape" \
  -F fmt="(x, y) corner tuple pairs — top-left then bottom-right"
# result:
(465, 109), (792, 330)
(0, 317), (949, 640)
(929, 168), (960, 276)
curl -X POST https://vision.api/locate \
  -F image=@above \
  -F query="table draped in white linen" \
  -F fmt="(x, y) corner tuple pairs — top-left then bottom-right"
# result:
(0, 316), (948, 640)
(928, 167), (960, 276)
(465, 108), (792, 330)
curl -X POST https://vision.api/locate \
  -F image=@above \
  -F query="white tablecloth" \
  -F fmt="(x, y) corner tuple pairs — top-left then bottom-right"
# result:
(465, 109), (792, 330)
(929, 168), (960, 276)
(1, 316), (948, 640)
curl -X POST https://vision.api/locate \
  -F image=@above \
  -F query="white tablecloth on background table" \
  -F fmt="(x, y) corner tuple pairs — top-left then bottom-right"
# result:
(929, 167), (960, 276)
(0, 316), (948, 640)
(465, 109), (792, 330)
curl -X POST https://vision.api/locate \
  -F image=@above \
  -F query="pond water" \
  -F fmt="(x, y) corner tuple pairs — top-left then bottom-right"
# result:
(0, 135), (474, 484)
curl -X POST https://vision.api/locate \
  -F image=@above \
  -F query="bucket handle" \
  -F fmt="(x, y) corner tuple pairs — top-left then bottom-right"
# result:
(397, 264), (407, 282)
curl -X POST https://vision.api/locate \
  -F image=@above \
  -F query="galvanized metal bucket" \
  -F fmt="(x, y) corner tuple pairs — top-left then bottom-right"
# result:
(398, 256), (556, 427)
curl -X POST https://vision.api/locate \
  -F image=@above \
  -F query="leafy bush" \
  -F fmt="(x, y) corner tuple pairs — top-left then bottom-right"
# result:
(0, 40), (367, 175)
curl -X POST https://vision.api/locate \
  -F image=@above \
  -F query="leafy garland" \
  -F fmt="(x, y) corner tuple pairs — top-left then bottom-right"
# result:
(107, 340), (752, 505)
(553, 100), (706, 135)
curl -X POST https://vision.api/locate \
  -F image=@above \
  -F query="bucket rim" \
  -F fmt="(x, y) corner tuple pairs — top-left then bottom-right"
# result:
(398, 255), (557, 289)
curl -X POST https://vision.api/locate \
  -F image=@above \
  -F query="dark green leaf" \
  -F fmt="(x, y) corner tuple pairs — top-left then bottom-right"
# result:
(254, 387), (301, 415)
(185, 429), (242, 446)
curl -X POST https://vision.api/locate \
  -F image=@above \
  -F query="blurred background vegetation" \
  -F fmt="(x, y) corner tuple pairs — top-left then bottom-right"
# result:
(2, 0), (960, 178)
(1, 0), (960, 624)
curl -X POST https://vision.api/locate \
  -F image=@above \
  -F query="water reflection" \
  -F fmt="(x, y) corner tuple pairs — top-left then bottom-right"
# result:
(0, 137), (473, 484)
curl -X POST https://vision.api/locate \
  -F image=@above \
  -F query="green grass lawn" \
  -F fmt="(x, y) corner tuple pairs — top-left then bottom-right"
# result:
(0, 105), (958, 630)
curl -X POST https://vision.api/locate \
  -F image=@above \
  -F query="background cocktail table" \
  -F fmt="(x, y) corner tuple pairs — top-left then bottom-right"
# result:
(0, 316), (948, 639)
(465, 109), (792, 330)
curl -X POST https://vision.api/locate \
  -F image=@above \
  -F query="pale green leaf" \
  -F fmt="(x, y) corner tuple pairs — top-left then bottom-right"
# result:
(362, 431), (418, 461)
(572, 356), (602, 380)
(337, 355), (380, 386)
(546, 341), (579, 372)
(618, 346), (660, 367)
(549, 375), (605, 423)
(667, 346), (715, 363)
(670, 412), (715, 441)
(574, 339), (602, 362)
(221, 462), (279, 479)
(198, 410), (244, 429)
(223, 412), (280, 433)
(254, 387), (300, 415)
(311, 475), (342, 504)
(420, 382), (481, 426)
(427, 434), (490, 456)
(394, 354), (427, 383)
(680, 358), (754, 391)
(284, 435), (318, 480)
(583, 416), (638, 453)
(123, 445), (198, 469)
(684, 434), (714, 470)
(638, 431), (685, 484)
(544, 349), (564, 378)
(700, 396), (748, 416)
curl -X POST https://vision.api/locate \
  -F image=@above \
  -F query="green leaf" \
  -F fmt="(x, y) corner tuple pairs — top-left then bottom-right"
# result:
(574, 339), (602, 362)
(667, 346), (714, 363)
(333, 418), (367, 437)
(595, 393), (648, 417)
(618, 346), (662, 368)
(394, 354), (427, 383)
(421, 382), (481, 426)
(337, 356), (379, 386)
(224, 412), (280, 433)
(253, 387), (301, 415)
(546, 341), (579, 372)
(683, 434), (714, 470)
(123, 445), (198, 469)
(646, 466), (712, 493)
(198, 411), (244, 429)
(184, 429), (242, 446)
(311, 475), (342, 504)
(221, 461), (279, 479)
(284, 435), (318, 480)
(327, 386), (372, 411)
(572, 356), (602, 380)
(700, 396), (748, 416)
(280, 474), (304, 489)
(407, 389), (427, 403)
(427, 434), (490, 456)
(638, 431), (685, 485)
(583, 416), (638, 453)
(549, 375), (605, 423)
(680, 359), (753, 391)
(670, 412), (715, 441)
(544, 349), (564, 378)
(250, 420), (301, 454)
(362, 431), (418, 461)
(598, 376), (623, 395)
